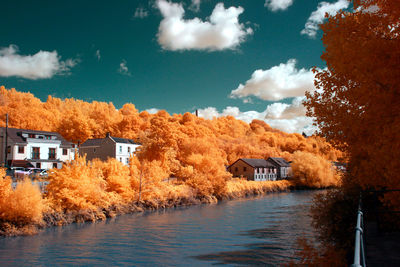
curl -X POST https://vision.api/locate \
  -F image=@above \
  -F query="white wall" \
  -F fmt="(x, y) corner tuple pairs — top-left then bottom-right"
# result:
(115, 143), (140, 165)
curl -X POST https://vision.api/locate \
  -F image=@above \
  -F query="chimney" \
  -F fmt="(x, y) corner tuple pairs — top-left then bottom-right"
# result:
(106, 132), (111, 138)
(195, 109), (198, 117)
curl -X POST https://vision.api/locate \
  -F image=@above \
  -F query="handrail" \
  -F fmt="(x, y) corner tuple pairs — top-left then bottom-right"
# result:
(351, 195), (366, 267)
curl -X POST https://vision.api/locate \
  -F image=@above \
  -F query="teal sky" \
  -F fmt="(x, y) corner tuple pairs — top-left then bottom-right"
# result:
(0, 0), (348, 133)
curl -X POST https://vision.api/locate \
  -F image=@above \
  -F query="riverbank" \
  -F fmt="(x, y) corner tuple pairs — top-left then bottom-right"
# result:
(0, 179), (294, 237)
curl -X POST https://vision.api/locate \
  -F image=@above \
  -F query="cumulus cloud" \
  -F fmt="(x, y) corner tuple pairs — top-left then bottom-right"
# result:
(230, 59), (315, 102)
(118, 59), (131, 76)
(134, 7), (149, 18)
(265, 0), (294, 12)
(301, 0), (349, 38)
(189, 0), (201, 12)
(156, 0), (253, 51)
(0, 45), (78, 79)
(197, 97), (317, 135)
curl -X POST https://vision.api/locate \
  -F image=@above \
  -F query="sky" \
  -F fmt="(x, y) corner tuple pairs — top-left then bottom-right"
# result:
(0, 0), (350, 134)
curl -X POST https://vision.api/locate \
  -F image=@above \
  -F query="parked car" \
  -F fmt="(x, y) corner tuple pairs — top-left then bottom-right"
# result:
(29, 168), (48, 179)
(14, 168), (34, 179)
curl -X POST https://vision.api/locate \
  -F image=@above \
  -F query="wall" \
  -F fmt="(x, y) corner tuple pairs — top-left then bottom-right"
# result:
(228, 160), (255, 180)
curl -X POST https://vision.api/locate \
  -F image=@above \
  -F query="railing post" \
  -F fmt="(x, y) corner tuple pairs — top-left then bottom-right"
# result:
(351, 193), (365, 267)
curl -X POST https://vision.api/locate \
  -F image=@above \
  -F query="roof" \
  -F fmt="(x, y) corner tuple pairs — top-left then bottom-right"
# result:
(267, 157), (291, 167)
(235, 158), (276, 168)
(110, 136), (139, 145)
(81, 135), (140, 147)
(80, 138), (104, 147)
(0, 127), (74, 147)
(9, 160), (34, 168)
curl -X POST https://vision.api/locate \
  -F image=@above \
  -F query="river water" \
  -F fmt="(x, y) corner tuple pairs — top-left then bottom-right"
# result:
(0, 191), (319, 266)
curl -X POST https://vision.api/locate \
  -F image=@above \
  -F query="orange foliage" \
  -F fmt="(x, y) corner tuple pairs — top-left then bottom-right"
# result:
(0, 86), (344, 235)
(301, 0), (400, 263)
(0, 169), (45, 225)
(291, 151), (341, 188)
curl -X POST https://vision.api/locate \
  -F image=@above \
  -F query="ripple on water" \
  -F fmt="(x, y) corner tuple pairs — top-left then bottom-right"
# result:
(0, 190), (321, 266)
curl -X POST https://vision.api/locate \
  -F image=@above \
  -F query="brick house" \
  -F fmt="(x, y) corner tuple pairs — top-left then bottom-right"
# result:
(227, 158), (278, 181)
(227, 157), (292, 181)
(79, 133), (140, 165)
(0, 127), (76, 170)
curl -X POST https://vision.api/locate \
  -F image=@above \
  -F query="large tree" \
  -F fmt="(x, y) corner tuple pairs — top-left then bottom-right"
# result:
(305, 0), (400, 198)
(301, 0), (400, 263)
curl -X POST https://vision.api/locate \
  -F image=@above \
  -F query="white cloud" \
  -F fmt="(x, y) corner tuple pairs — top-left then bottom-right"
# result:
(230, 59), (315, 101)
(197, 97), (317, 135)
(301, 0), (349, 38)
(156, 0), (253, 51)
(189, 0), (201, 12)
(118, 59), (131, 76)
(95, 49), (101, 61)
(134, 7), (149, 18)
(265, 0), (294, 12)
(0, 45), (78, 79)
(145, 108), (160, 114)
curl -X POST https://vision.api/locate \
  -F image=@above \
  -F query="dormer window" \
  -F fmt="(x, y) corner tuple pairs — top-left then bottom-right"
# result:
(28, 134), (35, 138)
(45, 135), (51, 140)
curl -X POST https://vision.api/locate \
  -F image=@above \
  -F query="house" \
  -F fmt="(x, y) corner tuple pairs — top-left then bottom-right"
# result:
(79, 133), (140, 165)
(227, 157), (292, 181)
(0, 127), (76, 170)
(227, 158), (278, 181)
(267, 157), (292, 179)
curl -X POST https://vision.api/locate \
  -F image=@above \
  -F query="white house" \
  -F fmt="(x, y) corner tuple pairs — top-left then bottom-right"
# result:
(79, 133), (140, 165)
(0, 127), (76, 170)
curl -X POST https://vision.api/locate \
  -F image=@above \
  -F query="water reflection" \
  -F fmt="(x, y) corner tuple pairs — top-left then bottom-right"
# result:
(0, 191), (319, 266)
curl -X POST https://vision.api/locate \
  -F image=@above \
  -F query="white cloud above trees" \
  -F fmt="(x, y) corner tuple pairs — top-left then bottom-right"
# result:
(301, 0), (349, 38)
(264, 0), (294, 12)
(230, 59), (315, 101)
(156, 0), (252, 51)
(0, 45), (78, 79)
(197, 97), (316, 135)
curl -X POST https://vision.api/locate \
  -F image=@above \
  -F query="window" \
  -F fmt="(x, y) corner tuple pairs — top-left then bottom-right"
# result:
(234, 167), (238, 172)
(18, 146), (24, 154)
(63, 148), (68, 155)
(28, 134), (35, 138)
(7, 146), (11, 154)
(120, 157), (122, 162)
(38, 136), (44, 139)
(93, 148), (96, 153)
(53, 163), (58, 169)
(243, 167), (247, 172)
(45, 135), (51, 140)
(36, 162), (41, 168)
(48, 148), (56, 159)
(32, 147), (40, 159)
(128, 147), (131, 153)
(119, 146), (122, 153)
(126, 158), (129, 164)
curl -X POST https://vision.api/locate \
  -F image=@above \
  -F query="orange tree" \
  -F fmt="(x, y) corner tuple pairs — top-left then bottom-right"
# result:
(303, 0), (400, 262)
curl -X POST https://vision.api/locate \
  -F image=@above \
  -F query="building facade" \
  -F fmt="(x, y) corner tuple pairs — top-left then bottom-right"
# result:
(227, 158), (278, 181)
(0, 127), (76, 170)
(267, 157), (292, 179)
(228, 157), (292, 181)
(79, 133), (140, 165)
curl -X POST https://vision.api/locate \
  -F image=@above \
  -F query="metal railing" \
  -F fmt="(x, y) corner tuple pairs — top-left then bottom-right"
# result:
(351, 195), (366, 267)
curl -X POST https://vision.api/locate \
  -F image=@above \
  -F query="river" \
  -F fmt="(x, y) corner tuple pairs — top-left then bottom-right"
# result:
(0, 190), (320, 266)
